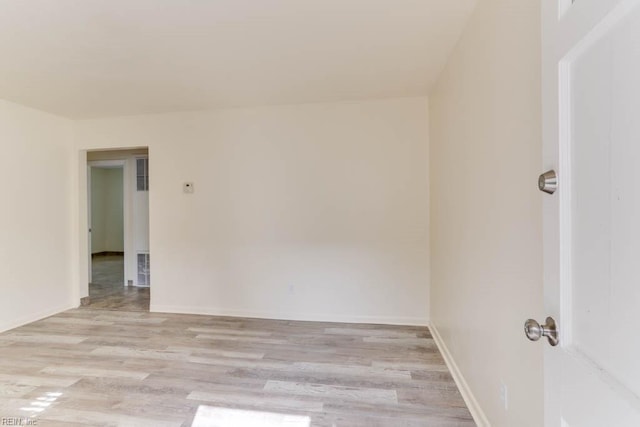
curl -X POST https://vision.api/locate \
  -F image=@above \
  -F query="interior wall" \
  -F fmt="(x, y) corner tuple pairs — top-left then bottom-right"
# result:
(74, 97), (430, 324)
(428, 0), (542, 425)
(0, 99), (74, 332)
(90, 167), (124, 254)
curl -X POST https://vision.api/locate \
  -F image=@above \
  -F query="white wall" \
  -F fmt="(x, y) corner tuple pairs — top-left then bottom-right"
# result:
(75, 97), (430, 324)
(428, 0), (542, 425)
(90, 167), (124, 254)
(0, 99), (75, 332)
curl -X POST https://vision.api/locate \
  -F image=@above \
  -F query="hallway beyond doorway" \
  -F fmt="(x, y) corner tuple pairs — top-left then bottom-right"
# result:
(88, 255), (149, 311)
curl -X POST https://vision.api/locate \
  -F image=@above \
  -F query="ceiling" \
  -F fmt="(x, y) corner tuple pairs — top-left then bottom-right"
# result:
(0, 0), (476, 119)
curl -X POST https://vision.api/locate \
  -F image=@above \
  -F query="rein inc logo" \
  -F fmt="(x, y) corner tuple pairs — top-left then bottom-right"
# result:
(1, 418), (37, 426)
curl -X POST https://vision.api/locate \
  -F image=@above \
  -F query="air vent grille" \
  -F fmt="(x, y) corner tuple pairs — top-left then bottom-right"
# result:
(137, 252), (150, 286)
(136, 158), (149, 191)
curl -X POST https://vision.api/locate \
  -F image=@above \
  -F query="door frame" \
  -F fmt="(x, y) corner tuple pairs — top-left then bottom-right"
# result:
(76, 147), (151, 307)
(87, 159), (129, 287)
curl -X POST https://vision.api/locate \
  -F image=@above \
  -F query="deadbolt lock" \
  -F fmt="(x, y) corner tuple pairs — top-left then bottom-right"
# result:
(538, 170), (557, 194)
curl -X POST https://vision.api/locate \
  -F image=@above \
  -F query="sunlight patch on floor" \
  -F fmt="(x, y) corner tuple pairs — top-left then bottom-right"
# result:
(191, 405), (311, 427)
(20, 391), (63, 417)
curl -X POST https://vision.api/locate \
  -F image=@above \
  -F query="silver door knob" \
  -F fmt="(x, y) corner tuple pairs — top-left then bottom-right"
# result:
(524, 317), (559, 346)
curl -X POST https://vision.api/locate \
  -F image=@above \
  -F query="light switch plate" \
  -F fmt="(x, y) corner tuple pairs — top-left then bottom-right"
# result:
(183, 182), (194, 193)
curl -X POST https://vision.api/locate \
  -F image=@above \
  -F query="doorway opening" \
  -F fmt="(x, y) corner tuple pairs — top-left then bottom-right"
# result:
(86, 148), (150, 311)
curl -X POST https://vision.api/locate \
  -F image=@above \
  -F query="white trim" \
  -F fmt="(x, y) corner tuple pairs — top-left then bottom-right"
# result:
(0, 303), (75, 334)
(430, 321), (490, 427)
(558, 58), (573, 347)
(151, 305), (429, 326)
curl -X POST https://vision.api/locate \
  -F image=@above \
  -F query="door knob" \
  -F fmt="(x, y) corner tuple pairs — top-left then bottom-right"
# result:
(538, 170), (557, 194)
(524, 317), (559, 346)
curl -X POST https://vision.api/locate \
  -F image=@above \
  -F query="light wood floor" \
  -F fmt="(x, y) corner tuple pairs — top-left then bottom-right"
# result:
(0, 309), (475, 426)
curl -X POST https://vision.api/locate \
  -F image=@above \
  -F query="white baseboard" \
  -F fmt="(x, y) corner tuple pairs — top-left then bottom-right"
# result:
(150, 304), (429, 326)
(0, 303), (76, 334)
(430, 322), (490, 427)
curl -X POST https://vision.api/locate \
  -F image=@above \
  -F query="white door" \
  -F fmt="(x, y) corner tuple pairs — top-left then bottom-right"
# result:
(541, 0), (640, 425)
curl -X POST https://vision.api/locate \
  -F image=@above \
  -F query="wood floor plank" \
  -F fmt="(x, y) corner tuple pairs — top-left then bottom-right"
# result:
(0, 373), (81, 388)
(187, 327), (274, 336)
(40, 366), (151, 380)
(0, 333), (88, 344)
(324, 327), (419, 338)
(188, 390), (325, 412)
(264, 380), (399, 404)
(39, 408), (182, 427)
(291, 362), (412, 380)
(166, 345), (266, 359)
(0, 382), (37, 398)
